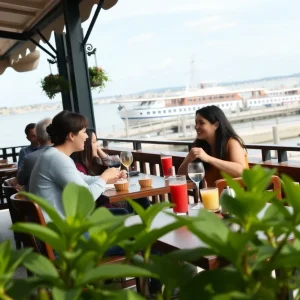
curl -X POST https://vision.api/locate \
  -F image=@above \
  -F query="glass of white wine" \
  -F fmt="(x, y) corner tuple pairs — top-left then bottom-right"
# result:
(120, 151), (133, 184)
(188, 162), (205, 209)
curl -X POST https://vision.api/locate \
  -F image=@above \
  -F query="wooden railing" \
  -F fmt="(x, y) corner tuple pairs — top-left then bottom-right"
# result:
(2, 139), (300, 182)
(0, 145), (23, 162)
(100, 137), (300, 164)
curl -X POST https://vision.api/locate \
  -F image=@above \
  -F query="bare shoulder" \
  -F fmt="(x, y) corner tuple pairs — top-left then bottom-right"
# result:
(228, 138), (244, 150)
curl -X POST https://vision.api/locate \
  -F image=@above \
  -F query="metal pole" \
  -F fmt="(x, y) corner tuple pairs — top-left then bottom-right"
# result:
(125, 105), (129, 138)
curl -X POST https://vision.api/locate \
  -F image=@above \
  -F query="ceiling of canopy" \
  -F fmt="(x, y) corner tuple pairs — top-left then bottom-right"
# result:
(0, 0), (117, 74)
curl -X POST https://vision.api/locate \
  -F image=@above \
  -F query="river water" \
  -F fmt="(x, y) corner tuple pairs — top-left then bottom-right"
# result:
(1, 103), (300, 151)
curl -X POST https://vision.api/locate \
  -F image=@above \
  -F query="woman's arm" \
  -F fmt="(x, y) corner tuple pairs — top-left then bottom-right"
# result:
(97, 148), (109, 160)
(177, 155), (194, 175)
(195, 139), (247, 177)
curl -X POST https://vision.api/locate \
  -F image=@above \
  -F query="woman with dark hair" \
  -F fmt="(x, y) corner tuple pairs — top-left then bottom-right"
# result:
(71, 129), (151, 212)
(178, 105), (248, 187)
(29, 111), (125, 223)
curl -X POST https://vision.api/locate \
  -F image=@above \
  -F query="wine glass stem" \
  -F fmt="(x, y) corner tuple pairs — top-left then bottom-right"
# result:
(127, 167), (130, 184)
(197, 182), (202, 203)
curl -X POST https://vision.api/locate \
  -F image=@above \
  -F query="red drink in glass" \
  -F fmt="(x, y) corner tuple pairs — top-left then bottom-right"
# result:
(161, 156), (173, 177)
(169, 176), (188, 214)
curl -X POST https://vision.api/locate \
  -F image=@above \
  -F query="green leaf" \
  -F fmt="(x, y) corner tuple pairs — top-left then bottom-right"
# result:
(52, 287), (81, 300)
(8, 247), (33, 274)
(23, 252), (59, 280)
(282, 174), (300, 217)
(5, 277), (44, 300)
(20, 191), (67, 231)
(80, 264), (155, 285)
(165, 247), (216, 262)
(179, 268), (246, 299)
(62, 183), (95, 220)
(0, 240), (12, 274)
(11, 222), (65, 252)
(183, 209), (230, 257)
(126, 199), (146, 221)
(128, 200), (172, 229)
(126, 221), (185, 252)
(242, 166), (276, 192)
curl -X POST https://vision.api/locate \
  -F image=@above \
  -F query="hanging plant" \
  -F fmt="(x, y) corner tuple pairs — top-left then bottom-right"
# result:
(41, 74), (70, 100)
(88, 67), (109, 92)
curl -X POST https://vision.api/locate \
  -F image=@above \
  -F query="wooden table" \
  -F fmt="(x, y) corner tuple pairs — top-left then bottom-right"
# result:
(125, 205), (226, 270)
(102, 174), (195, 204)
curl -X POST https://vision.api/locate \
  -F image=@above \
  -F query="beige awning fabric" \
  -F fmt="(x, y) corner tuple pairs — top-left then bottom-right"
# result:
(0, 0), (117, 74)
(0, 50), (40, 75)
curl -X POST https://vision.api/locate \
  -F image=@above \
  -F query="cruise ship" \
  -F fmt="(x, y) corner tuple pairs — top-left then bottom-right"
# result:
(117, 84), (300, 125)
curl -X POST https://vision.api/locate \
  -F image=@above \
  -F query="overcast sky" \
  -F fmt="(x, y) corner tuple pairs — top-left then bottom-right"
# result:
(1, 0), (300, 107)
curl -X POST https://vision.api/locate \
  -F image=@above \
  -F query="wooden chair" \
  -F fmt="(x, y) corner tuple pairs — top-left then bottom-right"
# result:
(10, 194), (138, 289)
(2, 180), (23, 249)
(214, 175), (282, 200)
(11, 193), (56, 260)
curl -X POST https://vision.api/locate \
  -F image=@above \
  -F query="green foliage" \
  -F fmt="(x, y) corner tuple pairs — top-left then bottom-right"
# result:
(3, 166), (300, 299)
(89, 67), (109, 93)
(41, 74), (70, 100)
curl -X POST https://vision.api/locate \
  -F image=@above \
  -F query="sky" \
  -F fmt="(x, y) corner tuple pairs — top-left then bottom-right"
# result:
(1, 0), (300, 107)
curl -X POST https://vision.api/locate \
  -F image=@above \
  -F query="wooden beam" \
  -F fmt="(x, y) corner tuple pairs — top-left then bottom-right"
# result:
(0, 30), (28, 40)
(0, 7), (36, 16)
(0, 0), (44, 10)
(0, 21), (24, 31)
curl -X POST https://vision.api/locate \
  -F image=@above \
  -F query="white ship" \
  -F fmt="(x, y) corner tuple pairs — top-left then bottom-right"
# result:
(117, 84), (300, 125)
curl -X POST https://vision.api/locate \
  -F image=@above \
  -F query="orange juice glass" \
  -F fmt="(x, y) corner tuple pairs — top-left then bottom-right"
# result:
(200, 187), (219, 212)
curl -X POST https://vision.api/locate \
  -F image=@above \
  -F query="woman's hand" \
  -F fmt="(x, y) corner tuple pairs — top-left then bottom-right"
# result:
(188, 147), (210, 163)
(119, 170), (127, 179)
(100, 167), (121, 183)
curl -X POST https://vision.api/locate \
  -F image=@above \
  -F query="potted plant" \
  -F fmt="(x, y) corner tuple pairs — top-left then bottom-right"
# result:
(41, 74), (70, 100)
(88, 67), (109, 92)
(3, 166), (300, 299)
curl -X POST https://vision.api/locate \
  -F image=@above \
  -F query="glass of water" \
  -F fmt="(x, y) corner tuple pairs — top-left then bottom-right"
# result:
(188, 162), (205, 208)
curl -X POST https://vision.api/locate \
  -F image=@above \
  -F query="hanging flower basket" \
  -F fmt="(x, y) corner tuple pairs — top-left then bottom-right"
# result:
(88, 67), (109, 92)
(41, 74), (70, 100)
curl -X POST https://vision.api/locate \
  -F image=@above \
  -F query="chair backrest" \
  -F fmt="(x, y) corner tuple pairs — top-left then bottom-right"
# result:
(214, 175), (282, 200)
(2, 183), (20, 222)
(10, 194), (55, 261)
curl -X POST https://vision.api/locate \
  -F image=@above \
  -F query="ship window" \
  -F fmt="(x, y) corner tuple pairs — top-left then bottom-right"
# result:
(173, 109), (176, 112)
(147, 112), (150, 115)
(179, 109), (182, 112)
(184, 108), (186, 111)
(153, 111), (156, 114)
(163, 110), (166, 113)
(168, 109), (171, 112)
(158, 111), (161, 114)
(140, 112), (143, 115)
(188, 107), (191, 110)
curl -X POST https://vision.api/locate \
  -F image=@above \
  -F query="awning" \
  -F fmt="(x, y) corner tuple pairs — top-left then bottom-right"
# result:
(0, 0), (117, 74)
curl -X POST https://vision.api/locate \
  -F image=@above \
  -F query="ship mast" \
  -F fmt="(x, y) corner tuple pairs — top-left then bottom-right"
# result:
(185, 58), (195, 93)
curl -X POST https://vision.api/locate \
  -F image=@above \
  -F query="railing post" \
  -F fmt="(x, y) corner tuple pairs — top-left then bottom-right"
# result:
(133, 142), (142, 150)
(103, 140), (108, 148)
(262, 149), (271, 161)
(277, 150), (288, 163)
(2, 149), (7, 160)
(12, 148), (17, 162)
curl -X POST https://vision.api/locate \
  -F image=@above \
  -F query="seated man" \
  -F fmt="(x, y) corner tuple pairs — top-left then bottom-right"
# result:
(18, 118), (52, 191)
(18, 123), (39, 169)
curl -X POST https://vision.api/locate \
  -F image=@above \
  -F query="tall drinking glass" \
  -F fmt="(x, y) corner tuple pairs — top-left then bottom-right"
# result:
(188, 162), (205, 209)
(120, 151), (133, 184)
(160, 153), (173, 178)
(168, 175), (188, 214)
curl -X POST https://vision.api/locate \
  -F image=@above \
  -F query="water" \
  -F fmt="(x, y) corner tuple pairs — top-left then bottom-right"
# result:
(188, 172), (204, 183)
(0, 103), (125, 148)
(1, 102), (300, 150)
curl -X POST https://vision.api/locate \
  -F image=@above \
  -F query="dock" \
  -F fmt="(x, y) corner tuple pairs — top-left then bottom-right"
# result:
(115, 103), (300, 138)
